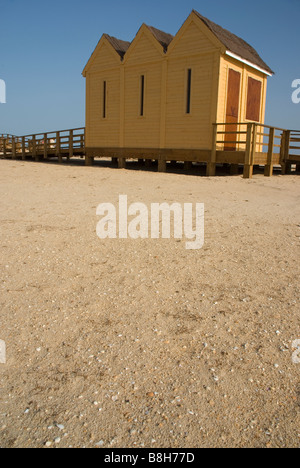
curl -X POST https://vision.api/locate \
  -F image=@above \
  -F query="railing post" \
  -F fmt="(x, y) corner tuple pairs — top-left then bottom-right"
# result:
(243, 123), (254, 179)
(264, 127), (275, 176)
(22, 137), (26, 160)
(69, 130), (73, 160)
(12, 137), (16, 159)
(3, 138), (6, 158)
(44, 133), (48, 160)
(280, 130), (291, 174)
(32, 135), (38, 161)
(285, 130), (291, 174)
(56, 131), (62, 163)
(251, 123), (258, 166)
(206, 123), (217, 176)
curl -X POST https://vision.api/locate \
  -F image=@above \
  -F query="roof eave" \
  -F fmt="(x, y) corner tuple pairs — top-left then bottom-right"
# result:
(225, 50), (274, 76)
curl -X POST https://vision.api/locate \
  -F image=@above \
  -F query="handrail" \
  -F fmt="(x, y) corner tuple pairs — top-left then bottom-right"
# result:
(20, 127), (85, 138)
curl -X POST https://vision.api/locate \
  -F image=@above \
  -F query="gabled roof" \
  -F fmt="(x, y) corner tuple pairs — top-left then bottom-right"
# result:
(193, 10), (274, 75)
(83, 11), (273, 77)
(145, 25), (174, 52)
(103, 34), (131, 59)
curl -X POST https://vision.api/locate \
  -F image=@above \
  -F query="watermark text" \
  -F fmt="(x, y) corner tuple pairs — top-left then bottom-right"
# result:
(292, 339), (300, 364)
(292, 79), (300, 104)
(0, 339), (6, 364)
(96, 195), (204, 250)
(0, 79), (6, 104)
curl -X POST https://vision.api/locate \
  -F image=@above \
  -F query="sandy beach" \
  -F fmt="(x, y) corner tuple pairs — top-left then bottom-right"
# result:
(0, 159), (299, 448)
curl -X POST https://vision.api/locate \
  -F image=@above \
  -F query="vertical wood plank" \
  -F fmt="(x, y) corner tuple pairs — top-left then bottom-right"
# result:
(159, 60), (167, 149)
(243, 123), (253, 179)
(120, 66), (125, 148)
(44, 133), (48, 159)
(69, 130), (74, 159)
(12, 137), (16, 159)
(280, 131), (287, 174)
(207, 123), (217, 176)
(158, 154), (166, 173)
(56, 132), (62, 163)
(22, 136), (26, 160)
(32, 135), (38, 161)
(264, 127), (275, 176)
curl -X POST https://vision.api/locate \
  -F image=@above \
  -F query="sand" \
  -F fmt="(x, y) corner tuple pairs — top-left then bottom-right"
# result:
(0, 159), (299, 448)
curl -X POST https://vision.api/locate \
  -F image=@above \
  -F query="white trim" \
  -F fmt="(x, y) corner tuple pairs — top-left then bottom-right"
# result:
(225, 51), (273, 76)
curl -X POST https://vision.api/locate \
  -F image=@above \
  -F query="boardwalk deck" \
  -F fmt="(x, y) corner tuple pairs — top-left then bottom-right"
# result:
(0, 128), (85, 162)
(1, 123), (299, 178)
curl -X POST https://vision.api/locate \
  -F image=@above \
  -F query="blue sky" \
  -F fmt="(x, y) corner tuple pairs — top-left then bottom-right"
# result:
(0, 0), (299, 135)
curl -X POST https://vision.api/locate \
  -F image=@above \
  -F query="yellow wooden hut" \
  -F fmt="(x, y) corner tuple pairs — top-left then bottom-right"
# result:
(82, 10), (275, 177)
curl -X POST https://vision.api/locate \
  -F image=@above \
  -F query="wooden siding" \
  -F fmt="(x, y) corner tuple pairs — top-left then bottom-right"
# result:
(167, 18), (219, 58)
(124, 63), (162, 148)
(85, 40), (121, 148)
(164, 54), (218, 149)
(123, 31), (163, 148)
(87, 41), (120, 74)
(123, 28), (164, 66)
(163, 18), (220, 149)
(87, 69), (120, 147)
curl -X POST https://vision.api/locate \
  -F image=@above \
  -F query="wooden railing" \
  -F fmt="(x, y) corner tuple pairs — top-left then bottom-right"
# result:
(212, 122), (300, 177)
(0, 128), (85, 161)
(289, 130), (300, 158)
(1, 124), (299, 178)
(0, 134), (16, 157)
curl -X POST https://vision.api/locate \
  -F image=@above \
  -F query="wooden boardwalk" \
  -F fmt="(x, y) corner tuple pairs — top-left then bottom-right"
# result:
(1, 123), (299, 178)
(0, 128), (85, 162)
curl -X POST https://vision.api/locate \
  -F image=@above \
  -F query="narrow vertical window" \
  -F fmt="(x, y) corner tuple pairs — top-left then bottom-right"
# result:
(186, 69), (192, 114)
(103, 81), (107, 119)
(140, 75), (145, 117)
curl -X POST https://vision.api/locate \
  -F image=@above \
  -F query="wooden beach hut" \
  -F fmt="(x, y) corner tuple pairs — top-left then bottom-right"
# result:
(82, 10), (278, 177)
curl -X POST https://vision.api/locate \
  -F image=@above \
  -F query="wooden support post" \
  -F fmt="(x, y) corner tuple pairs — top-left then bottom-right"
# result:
(184, 161), (192, 172)
(145, 159), (152, 168)
(230, 164), (239, 175)
(56, 131), (62, 163)
(158, 156), (166, 173)
(3, 138), (6, 158)
(264, 127), (275, 177)
(207, 123), (217, 176)
(43, 133), (48, 160)
(118, 157), (126, 169)
(138, 158), (144, 165)
(251, 124), (257, 165)
(284, 130), (291, 174)
(69, 130), (74, 160)
(243, 123), (254, 179)
(112, 157), (118, 164)
(12, 137), (16, 159)
(85, 154), (94, 166)
(279, 130), (291, 174)
(22, 137), (26, 160)
(32, 135), (38, 161)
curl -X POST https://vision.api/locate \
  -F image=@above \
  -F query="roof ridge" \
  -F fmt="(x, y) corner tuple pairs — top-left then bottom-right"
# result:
(104, 33), (131, 59)
(145, 24), (174, 51)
